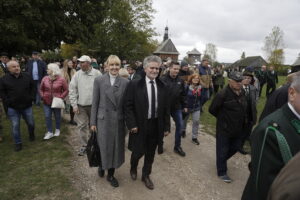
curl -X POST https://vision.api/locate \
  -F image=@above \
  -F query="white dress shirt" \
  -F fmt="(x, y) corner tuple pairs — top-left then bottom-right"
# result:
(288, 103), (300, 120)
(109, 73), (117, 86)
(145, 76), (158, 119)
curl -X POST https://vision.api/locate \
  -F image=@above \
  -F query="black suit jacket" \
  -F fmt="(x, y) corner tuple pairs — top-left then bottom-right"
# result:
(25, 59), (47, 82)
(125, 76), (170, 154)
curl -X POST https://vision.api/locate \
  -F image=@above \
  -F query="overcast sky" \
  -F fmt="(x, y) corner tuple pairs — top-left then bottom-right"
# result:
(151, 0), (300, 64)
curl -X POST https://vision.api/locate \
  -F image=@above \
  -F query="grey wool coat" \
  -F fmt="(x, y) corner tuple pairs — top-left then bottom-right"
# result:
(90, 73), (129, 170)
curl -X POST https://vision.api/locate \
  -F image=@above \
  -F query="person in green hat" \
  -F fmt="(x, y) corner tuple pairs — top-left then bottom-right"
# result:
(242, 72), (300, 200)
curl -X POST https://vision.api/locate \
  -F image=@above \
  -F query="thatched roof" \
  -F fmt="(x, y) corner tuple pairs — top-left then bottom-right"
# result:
(229, 56), (268, 69)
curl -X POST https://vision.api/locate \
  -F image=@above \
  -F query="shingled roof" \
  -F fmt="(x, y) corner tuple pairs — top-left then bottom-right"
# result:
(230, 56), (268, 69)
(153, 38), (179, 55)
(292, 53), (300, 66)
(187, 48), (201, 55)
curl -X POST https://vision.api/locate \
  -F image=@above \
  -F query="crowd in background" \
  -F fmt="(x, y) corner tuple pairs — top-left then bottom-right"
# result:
(0, 51), (300, 199)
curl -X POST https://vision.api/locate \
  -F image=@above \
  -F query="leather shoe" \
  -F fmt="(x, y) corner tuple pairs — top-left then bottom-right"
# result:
(98, 167), (105, 177)
(130, 168), (137, 180)
(238, 149), (248, 155)
(107, 176), (119, 187)
(181, 131), (186, 138)
(174, 146), (186, 157)
(15, 143), (22, 152)
(142, 176), (154, 190)
(157, 145), (163, 154)
(29, 132), (35, 141)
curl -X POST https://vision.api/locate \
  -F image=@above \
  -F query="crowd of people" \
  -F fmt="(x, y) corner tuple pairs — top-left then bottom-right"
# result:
(0, 51), (300, 199)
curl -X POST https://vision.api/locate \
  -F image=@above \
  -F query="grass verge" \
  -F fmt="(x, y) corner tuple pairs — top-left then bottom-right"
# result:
(0, 106), (80, 200)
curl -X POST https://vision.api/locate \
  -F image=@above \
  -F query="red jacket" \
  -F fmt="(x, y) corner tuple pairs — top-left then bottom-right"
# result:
(40, 75), (68, 105)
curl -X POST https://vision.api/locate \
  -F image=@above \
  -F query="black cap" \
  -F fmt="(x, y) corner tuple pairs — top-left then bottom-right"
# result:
(243, 71), (254, 77)
(32, 51), (40, 55)
(0, 52), (8, 57)
(229, 71), (243, 82)
(180, 60), (188, 67)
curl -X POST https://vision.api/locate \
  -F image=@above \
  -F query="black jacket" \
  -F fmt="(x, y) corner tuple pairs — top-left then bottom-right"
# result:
(266, 70), (278, 86)
(259, 83), (289, 122)
(161, 73), (187, 111)
(124, 76), (170, 154)
(0, 72), (35, 110)
(209, 85), (248, 137)
(25, 59), (47, 82)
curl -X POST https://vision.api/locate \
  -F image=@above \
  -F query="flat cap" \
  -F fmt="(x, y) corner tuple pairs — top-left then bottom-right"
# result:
(229, 71), (243, 82)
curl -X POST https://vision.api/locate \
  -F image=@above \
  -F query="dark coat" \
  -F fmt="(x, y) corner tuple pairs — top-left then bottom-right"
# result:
(161, 73), (187, 111)
(266, 70), (278, 86)
(90, 74), (129, 170)
(129, 72), (141, 81)
(255, 69), (267, 84)
(244, 85), (257, 124)
(25, 59), (47, 82)
(124, 76), (170, 154)
(259, 83), (289, 122)
(267, 152), (300, 200)
(209, 85), (248, 137)
(242, 104), (300, 200)
(0, 72), (35, 110)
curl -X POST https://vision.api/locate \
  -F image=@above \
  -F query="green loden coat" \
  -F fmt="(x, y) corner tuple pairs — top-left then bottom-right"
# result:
(242, 104), (300, 200)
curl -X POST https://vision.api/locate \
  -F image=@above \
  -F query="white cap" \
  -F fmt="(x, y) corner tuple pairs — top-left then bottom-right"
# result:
(78, 55), (91, 62)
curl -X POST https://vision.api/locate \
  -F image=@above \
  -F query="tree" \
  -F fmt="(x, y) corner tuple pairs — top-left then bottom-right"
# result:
(204, 43), (217, 65)
(0, 0), (110, 56)
(241, 51), (246, 59)
(262, 26), (285, 65)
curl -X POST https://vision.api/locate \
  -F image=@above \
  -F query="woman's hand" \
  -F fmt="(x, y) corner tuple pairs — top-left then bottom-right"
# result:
(130, 127), (138, 134)
(90, 125), (97, 132)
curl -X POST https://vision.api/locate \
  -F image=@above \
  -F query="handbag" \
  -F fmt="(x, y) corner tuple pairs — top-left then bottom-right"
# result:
(51, 97), (65, 109)
(86, 130), (102, 167)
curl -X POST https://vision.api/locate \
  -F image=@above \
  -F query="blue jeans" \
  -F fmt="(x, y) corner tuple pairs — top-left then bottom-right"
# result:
(200, 88), (210, 107)
(34, 80), (41, 105)
(43, 104), (61, 133)
(7, 107), (35, 144)
(171, 109), (183, 148)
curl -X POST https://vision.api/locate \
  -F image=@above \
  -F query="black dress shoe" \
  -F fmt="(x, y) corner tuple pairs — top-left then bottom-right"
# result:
(29, 133), (35, 141)
(181, 131), (186, 138)
(69, 120), (77, 126)
(142, 176), (154, 190)
(130, 168), (137, 180)
(98, 167), (105, 177)
(174, 147), (186, 157)
(15, 143), (22, 152)
(107, 176), (119, 187)
(157, 145), (163, 154)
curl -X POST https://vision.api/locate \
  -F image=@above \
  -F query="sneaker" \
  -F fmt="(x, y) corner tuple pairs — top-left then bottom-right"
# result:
(43, 132), (54, 140)
(78, 147), (86, 156)
(174, 146), (186, 157)
(219, 174), (232, 183)
(54, 129), (60, 137)
(192, 138), (200, 145)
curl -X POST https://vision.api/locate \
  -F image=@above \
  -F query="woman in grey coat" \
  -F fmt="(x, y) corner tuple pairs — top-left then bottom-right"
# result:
(90, 55), (129, 187)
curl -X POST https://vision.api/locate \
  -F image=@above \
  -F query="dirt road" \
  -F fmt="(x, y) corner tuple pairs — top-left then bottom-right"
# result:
(68, 120), (250, 200)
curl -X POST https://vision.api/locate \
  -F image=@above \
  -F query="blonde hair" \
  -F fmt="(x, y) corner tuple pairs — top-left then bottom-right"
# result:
(47, 63), (61, 76)
(61, 59), (76, 83)
(106, 55), (121, 66)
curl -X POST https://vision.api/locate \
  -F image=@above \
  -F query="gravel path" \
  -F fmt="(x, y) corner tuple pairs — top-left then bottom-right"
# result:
(67, 117), (250, 200)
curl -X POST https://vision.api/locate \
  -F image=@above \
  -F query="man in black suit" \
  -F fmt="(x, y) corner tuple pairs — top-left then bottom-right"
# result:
(125, 55), (170, 190)
(127, 63), (141, 81)
(25, 51), (47, 105)
(266, 65), (278, 97)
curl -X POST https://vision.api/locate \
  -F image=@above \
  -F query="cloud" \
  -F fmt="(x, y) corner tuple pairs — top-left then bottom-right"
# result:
(152, 0), (300, 64)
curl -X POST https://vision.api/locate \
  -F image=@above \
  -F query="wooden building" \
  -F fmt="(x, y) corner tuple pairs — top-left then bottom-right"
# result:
(187, 48), (201, 65)
(229, 56), (268, 71)
(153, 26), (179, 61)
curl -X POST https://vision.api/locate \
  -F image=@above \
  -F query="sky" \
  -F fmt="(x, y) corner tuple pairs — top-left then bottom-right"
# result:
(151, 0), (300, 64)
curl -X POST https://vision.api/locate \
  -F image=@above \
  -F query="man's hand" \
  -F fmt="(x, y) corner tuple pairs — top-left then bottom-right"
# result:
(90, 126), (97, 132)
(183, 108), (188, 113)
(164, 131), (170, 136)
(73, 107), (79, 114)
(130, 127), (138, 134)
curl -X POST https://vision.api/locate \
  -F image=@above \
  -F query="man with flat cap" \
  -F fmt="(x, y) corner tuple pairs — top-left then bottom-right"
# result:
(25, 51), (47, 106)
(209, 71), (247, 183)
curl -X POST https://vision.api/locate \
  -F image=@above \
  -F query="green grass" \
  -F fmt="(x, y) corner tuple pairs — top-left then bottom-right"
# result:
(200, 76), (287, 135)
(0, 106), (80, 200)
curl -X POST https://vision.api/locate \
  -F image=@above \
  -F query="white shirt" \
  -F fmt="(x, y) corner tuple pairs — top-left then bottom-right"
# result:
(288, 103), (300, 120)
(109, 73), (117, 86)
(145, 76), (158, 119)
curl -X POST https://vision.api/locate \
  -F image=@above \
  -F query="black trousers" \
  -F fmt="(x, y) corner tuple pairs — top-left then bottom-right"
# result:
(266, 83), (276, 97)
(130, 119), (158, 177)
(240, 123), (253, 149)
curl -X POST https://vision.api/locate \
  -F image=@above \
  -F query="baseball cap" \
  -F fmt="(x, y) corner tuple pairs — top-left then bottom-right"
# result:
(78, 55), (91, 62)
